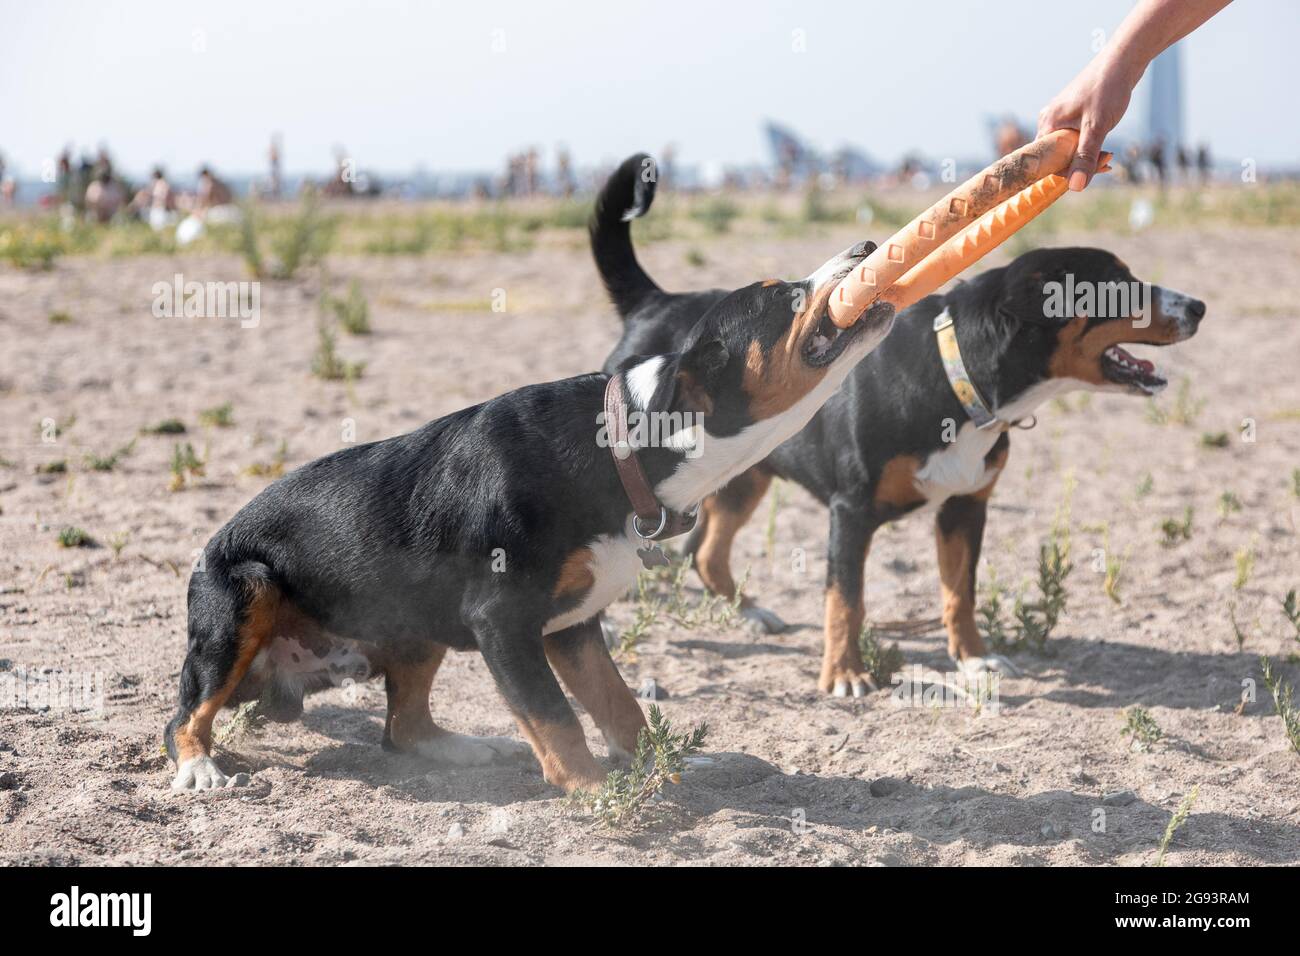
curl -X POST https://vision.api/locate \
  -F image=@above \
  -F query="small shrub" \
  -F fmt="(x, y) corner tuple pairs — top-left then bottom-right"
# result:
(57, 526), (94, 548)
(1121, 705), (1163, 749)
(1233, 546), (1255, 591)
(569, 705), (707, 827)
(1260, 656), (1300, 757)
(858, 627), (904, 688)
(1283, 589), (1300, 640)
(168, 442), (206, 491)
(310, 324), (365, 381)
(327, 281), (371, 335)
(689, 197), (740, 235)
(1159, 507), (1194, 546)
(1153, 785), (1200, 867)
(142, 418), (187, 435)
(199, 402), (235, 428)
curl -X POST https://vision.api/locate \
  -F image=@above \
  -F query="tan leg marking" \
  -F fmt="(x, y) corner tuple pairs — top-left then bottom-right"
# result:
(513, 717), (606, 794)
(544, 633), (646, 759)
(174, 581), (280, 764)
(693, 467), (772, 600)
(937, 459), (1004, 661)
(383, 647), (448, 751)
(819, 578), (868, 695)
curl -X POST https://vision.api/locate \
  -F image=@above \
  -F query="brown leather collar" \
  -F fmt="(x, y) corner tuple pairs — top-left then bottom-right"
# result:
(603, 372), (698, 541)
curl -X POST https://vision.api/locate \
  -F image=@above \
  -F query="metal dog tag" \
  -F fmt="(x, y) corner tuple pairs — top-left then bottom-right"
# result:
(637, 545), (671, 570)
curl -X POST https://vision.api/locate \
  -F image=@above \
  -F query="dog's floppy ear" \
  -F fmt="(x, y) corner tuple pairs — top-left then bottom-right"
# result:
(671, 337), (729, 415)
(997, 269), (1064, 328)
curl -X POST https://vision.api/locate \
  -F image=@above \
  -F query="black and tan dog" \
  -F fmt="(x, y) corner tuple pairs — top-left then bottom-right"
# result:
(595, 153), (1207, 697)
(165, 173), (898, 792)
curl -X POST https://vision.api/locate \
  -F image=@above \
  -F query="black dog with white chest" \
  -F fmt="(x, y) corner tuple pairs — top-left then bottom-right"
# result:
(165, 168), (898, 793)
(595, 153), (1207, 697)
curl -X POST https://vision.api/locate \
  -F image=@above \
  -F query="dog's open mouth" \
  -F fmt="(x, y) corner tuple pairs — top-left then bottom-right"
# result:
(803, 311), (862, 367)
(1101, 344), (1167, 395)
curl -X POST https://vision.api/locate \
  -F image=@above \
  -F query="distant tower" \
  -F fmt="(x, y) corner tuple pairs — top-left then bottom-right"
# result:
(1146, 43), (1184, 148)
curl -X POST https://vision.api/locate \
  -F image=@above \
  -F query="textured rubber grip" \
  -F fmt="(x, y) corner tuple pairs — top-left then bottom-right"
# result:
(880, 153), (1111, 314)
(828, 129), (1081, 328)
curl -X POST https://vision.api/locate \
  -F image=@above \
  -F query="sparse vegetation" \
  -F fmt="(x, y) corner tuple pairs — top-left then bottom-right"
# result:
(311, 324), (365, 381)
(1217, 491), (1242, 518)
(268, 194), (334, 279)
(57, 526), (94, 549)
(569, 705), (707, 827)
(858, 627), (905, 688)
(1260, 657), (1300, 757)
(1233, 546), (1255, 591)
(1283, 589), (1300, 640)
(199, 402), (236, 428)
(168, 442), (206, 491)
(688, 196), (741, 235)
(1103, 546), (1127, 605)
(1153, 785), (1200, 867)
(242, 439), (289, 479)
(1200, 431), (1230, 449)
(1121, 705), (1164, 749)
(980, 540), (1072, 654)
(142, 418), (187, 435)
(1159, 506), (1194, 546)
(1291, 468), (1300, 499)
(326, 280), (372, 335)
(35, 460), (68, 475)
(48, 310), (73, 325)
(1146, 377), (1204, 426)
(84, 439), (135, 472)
(1135, 472), (1154, 498)
(1229, 601), (1250, 652)
(0, 222), (66, 269)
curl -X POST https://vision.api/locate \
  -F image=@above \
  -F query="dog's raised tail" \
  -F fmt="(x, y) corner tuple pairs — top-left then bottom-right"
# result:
(590, 152), (661, 318)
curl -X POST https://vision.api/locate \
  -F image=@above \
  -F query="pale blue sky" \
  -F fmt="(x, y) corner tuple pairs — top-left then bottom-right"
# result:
(1, 0), (1294, 177)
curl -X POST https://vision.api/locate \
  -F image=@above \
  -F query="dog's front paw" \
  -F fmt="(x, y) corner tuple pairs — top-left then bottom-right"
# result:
(819, 668), (879, 699)
(417, 733), (533, 767)
(171, 755), (241, 792)
(741, 604), (786, 635)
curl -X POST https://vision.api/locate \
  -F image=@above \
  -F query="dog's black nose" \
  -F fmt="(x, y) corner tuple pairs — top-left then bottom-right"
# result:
(1188, 298), (1206, 320)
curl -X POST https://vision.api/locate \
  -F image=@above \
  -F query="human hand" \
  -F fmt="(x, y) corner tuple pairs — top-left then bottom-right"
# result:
(1037, 51), (1137, 191)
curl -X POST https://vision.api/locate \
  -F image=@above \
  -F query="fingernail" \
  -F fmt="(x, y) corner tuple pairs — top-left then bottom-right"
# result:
(1068, 170), (1089, 192)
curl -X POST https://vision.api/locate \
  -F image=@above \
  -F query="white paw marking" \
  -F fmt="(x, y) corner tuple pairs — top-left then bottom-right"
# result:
(416, 733), (532, 767)
(602, 733), (635, 765)
(831, 675), (878, 698)
(957, 654), (1020, 677)
(741, 604), (786, 634)
(171, 755), (238, 792)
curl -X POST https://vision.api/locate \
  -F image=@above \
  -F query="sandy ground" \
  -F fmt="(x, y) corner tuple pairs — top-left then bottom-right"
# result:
(2, 219), (1300, 866)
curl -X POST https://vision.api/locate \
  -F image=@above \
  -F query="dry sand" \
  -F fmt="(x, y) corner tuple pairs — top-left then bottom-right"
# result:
(2, 221), (1299, 865)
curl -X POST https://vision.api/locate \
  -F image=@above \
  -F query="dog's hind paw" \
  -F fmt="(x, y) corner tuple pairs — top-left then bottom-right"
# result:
(741, 604), (786, 635)
(417, 733), (533, 767)
(956, 654), (1020, 678)
(171, 755), (239, 792)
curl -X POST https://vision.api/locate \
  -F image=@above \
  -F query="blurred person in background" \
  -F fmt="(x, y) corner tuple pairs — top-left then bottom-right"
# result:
(83, 169), (125, 222)
(1038, 0), (1233, 190)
